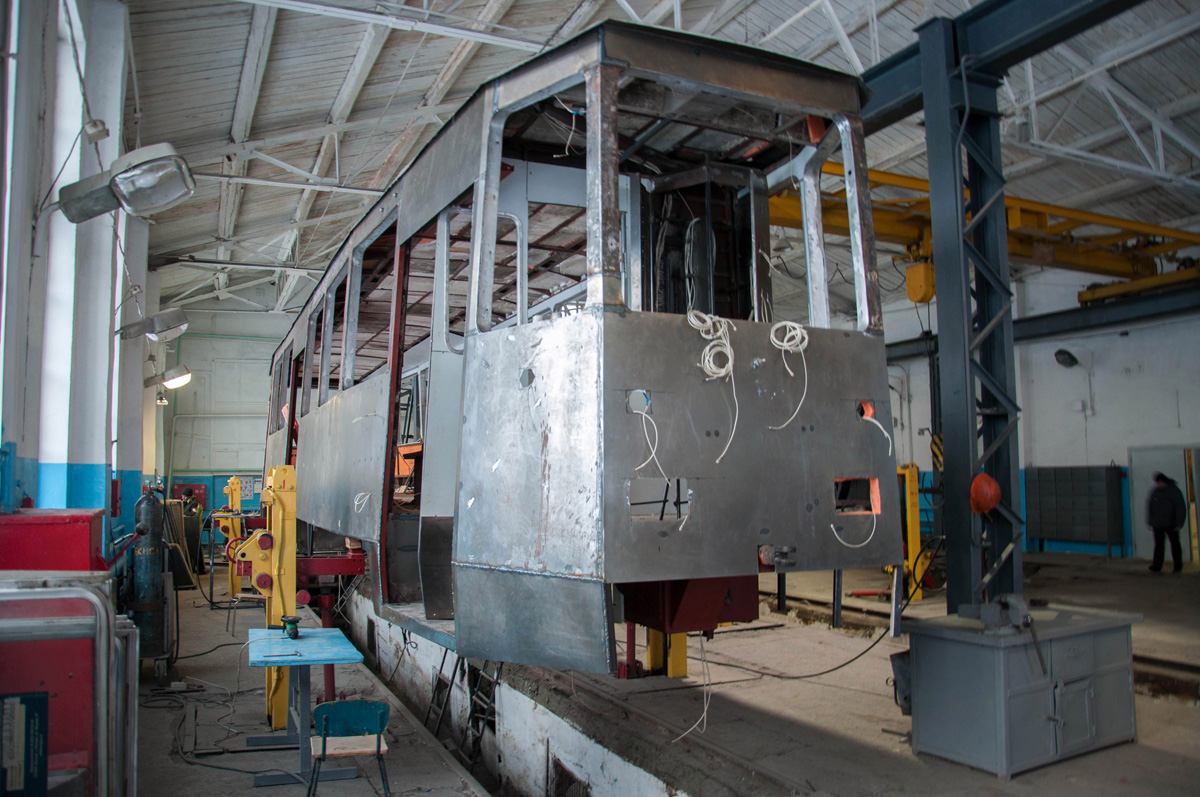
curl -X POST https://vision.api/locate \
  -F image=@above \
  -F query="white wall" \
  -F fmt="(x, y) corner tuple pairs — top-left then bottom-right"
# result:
(163, 311), (292, 484)
(882, 269), (1200, 470)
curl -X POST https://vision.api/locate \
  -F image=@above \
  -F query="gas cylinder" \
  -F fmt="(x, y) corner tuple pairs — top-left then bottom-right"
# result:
(131, 490), (166, 659)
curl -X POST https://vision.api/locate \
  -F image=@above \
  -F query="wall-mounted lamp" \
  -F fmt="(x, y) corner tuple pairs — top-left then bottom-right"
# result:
(58, 143), (195, 223)
(145, 365), (192, 391)
(118, 307), (189, 343)
(1053, 347), (1095, 415)
(1053, 348), (1080, 368)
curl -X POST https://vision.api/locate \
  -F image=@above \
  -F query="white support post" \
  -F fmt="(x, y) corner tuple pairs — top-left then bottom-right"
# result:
(116, 217), (149, 538)
(64, 0), (129, 525)
(2, 0), (55, 509)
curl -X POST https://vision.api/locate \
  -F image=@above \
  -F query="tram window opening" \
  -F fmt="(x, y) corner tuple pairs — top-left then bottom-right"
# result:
(352, 220), (399, 383)
(324, 273), (349, 403)
(308, 305), (324, 412)
(486, 202), (587, 328)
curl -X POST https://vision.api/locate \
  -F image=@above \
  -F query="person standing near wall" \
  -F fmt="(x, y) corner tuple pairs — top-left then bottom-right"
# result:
(1147, 472), (1187, 573)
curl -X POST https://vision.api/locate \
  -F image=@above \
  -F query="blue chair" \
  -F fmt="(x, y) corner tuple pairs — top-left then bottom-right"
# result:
(307, 700), (391, 797)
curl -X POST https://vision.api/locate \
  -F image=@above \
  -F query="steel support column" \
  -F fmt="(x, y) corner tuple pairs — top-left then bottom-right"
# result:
(919, 18), (1022, 613)
(584, 63), (624, 310)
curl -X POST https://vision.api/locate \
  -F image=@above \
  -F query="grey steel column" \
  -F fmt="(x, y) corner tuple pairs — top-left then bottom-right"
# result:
(918, 18), (1023, 613)
(584, 63), (624, 309)
(966, 102), (1023, 600)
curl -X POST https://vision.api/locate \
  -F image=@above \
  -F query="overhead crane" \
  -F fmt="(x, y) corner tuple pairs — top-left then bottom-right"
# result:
(769, 161), (1200, 282)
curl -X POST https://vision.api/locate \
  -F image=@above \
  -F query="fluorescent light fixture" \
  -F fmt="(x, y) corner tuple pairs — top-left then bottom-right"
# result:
(59, 143), (195, 223)
(145, 365), (192, 390)
(118, 307), (189, 343)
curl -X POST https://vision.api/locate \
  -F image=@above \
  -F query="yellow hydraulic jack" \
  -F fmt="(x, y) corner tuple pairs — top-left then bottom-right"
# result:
(219, 476), (245, 599)
(233, 465), (297, 729)
(893, 463), (932, 601)
(646, 629), (688, 678)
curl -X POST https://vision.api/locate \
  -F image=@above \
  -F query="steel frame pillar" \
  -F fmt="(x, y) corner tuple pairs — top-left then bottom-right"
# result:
(919, 18), (1023, 613)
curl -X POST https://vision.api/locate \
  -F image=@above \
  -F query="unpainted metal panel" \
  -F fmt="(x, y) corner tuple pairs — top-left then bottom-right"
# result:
(264, 429), (287, 480)
(601, 314), (901, 581)
(454, 310), (900, 587)
(455, 312), (604, 578)
(601, 24), (863, 114)
(295, 373), (390, 541)
(454, 565), (614, 673)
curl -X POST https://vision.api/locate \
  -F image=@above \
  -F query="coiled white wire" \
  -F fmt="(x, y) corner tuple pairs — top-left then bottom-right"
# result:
(768, 320), (810, 431)
(831, 514), (878, 549)
(687, 310), (738, 463)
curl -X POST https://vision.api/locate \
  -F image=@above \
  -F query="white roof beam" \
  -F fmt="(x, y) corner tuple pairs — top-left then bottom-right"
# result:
(151, 208), (366, 261)
(1008, 10), (1200, 114)
(195, 171), (383, 196)
(1006, 92), (1200, 183)
(235, 0), (542, 51)
(280, 22), (388, 286)
(369, 0), (518, 190)
(218, 5), (277, 262)
(693, 0), (758, 36)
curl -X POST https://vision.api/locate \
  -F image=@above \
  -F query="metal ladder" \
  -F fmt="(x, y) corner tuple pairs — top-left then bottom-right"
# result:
(423, 648), (460, 738)
(459, 660), (503, 771)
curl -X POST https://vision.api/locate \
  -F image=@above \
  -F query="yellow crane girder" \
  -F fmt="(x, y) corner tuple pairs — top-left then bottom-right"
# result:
(769, 162), (1200, 281)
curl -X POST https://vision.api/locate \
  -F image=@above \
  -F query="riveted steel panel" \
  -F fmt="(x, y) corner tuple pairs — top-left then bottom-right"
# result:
(295, 374), (390, 541)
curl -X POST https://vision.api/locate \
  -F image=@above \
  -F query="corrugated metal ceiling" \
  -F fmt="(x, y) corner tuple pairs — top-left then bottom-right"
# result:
(126, 0), (1200, 319)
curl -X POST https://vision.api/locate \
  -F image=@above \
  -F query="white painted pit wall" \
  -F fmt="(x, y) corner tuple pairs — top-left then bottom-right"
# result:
(345, 591), (685, 797)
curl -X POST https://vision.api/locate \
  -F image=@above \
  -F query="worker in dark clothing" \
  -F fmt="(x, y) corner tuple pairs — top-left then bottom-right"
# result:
(181, 486), (200, 516)
(1146, 472), (1187, 573)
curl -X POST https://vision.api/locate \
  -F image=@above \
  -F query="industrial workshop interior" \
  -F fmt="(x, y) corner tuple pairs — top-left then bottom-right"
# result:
(5, 0), (1200, 795)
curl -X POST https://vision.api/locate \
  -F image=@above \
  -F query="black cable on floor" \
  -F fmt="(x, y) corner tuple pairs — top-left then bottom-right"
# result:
(175, 642), (246, 660)
(711, 539), (945, 681)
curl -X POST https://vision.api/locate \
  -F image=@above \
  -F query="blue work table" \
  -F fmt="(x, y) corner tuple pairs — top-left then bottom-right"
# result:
(246, 626), (364, 787)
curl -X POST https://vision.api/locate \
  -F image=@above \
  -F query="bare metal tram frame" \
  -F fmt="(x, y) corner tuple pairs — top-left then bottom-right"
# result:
(265, 21), (900, 674)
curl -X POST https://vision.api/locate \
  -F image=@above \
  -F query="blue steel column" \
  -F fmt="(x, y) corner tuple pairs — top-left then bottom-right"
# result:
(65, 0), (128, 523)
(918, 18), (1022, 612)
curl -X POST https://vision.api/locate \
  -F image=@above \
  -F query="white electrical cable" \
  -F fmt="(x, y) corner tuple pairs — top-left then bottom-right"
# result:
(633, 408), (669, 485)
(686, 310), (738, 463)
(831, 514), (878, 550)
(768, 321), (810, 431)
(671, 635), (712, 743)
(863, 415), (893, 456)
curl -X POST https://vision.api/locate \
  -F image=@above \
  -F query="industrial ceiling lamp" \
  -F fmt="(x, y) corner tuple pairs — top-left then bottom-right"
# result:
(59, 143), (195, 223)
(117, 307), (189, 343)
(144, 365), (192, 391)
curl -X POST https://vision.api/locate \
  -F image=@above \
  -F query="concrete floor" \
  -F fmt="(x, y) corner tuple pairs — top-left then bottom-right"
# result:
(141, 553), (1200, 797)
(138, 593), (488, 797)
(554, 616), (1200, 796)
(759, 552), (1200, 667)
